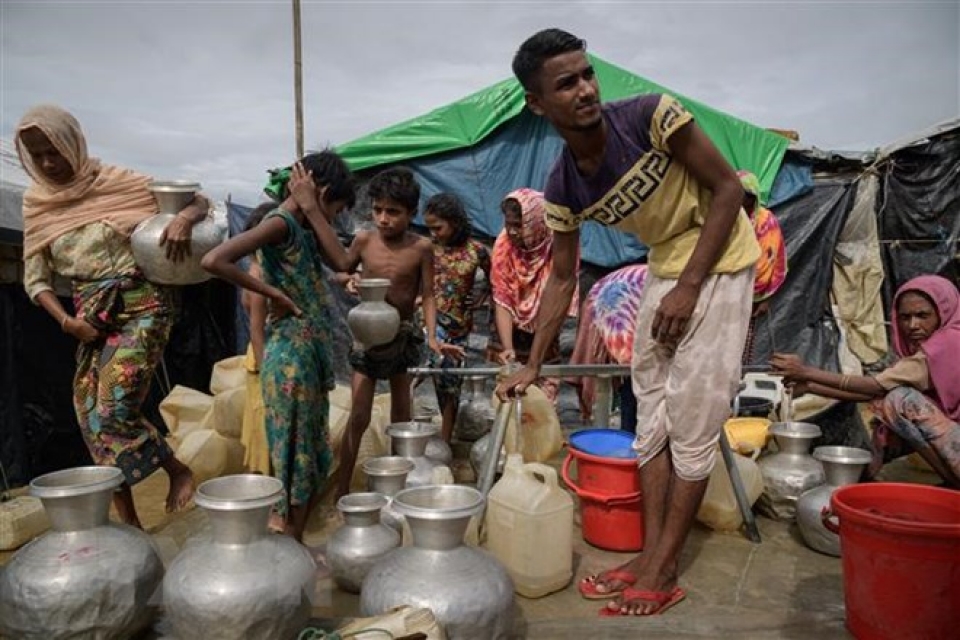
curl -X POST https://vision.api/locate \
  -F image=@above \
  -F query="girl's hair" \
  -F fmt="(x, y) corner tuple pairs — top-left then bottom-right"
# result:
(424, 192), (471, 247)
(301, 149), (357, 209)
(244, 202), (276, 232)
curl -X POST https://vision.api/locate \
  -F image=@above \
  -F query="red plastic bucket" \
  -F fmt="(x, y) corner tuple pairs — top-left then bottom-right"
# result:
(561, 430), (643, 552)
(822, 483), (960, 640)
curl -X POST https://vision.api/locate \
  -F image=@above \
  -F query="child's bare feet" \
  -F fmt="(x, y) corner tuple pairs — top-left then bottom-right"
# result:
(165, 466), (195, 513)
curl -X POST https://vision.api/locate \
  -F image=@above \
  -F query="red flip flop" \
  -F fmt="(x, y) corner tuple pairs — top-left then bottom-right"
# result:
(598, 586), (686, 616)
(577, 569), (638, 600)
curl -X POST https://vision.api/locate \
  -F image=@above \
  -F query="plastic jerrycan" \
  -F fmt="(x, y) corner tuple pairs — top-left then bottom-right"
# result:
(696, 446), (764, 532)
(484, 454), (574, 598)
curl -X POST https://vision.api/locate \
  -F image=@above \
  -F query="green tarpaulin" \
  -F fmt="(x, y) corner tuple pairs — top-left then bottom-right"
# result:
(337, 55), (790, 200)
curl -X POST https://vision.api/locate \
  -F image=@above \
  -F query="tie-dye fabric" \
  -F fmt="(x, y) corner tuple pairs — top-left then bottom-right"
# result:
(738, 170), (788, 302)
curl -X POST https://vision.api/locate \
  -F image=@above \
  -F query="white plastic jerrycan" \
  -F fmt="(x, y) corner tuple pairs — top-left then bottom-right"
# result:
(484, 454), (574, 598)
(696, 445), (764, 532)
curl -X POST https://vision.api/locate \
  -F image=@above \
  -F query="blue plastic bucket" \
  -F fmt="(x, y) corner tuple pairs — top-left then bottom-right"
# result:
(568, 428), (637, 459)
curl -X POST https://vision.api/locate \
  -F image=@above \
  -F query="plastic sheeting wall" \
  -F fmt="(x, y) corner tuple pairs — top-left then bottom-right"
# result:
(746, 179), (857, 372)
(878, 129), (960, 304)
(831, 174), (889, 363)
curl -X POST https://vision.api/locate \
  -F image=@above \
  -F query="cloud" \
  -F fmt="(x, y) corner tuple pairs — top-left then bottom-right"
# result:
(2, 0), (957, 203)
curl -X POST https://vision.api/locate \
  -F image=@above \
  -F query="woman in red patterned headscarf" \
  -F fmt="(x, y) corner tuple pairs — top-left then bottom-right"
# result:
(490, 188), (578, 401)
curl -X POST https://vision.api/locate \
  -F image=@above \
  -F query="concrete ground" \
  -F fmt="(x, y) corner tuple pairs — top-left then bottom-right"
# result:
(1, 384), (938, 640)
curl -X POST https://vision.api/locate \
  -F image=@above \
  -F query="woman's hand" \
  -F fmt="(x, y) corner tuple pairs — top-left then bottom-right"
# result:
(787, 380), (810, 398)
(497, 348), (517, 365)
(63, 316), (99, 343)
(158, 214), (194, 262)
(771, 352), (810, 383)
(268, 289), (303, 320)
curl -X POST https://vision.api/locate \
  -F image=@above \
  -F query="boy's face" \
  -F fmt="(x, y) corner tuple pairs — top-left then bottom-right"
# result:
(525, 50), (602, 133)
(372, 197), (413, 240)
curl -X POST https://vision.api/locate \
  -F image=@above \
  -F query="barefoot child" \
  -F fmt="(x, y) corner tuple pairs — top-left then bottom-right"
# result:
(289, 165), (441, 499)
(422, 193), (491, 442)
(201, 151), (356, 541)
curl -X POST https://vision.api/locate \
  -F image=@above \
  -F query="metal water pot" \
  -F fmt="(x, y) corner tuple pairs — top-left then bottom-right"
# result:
(129, 181), (226, 285)
(162, 475), (316, 640)
(758, 422), (826, 521)
(327, 492), (401, 593)
(470, 430), (507, 477)
(0, 466), (163, 640)
(347, 278), (400, 348)
(796, 446), (872, 556)
(456, 375), (495, 441)
(362, 456), (416, 535)
(426, 436), (454, 465)
(360, 485), (516, 639)
(387, 421), (450, 487)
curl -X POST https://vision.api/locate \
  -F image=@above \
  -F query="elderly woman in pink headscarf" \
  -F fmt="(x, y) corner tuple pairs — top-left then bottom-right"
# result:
(772, 275), (960, 487)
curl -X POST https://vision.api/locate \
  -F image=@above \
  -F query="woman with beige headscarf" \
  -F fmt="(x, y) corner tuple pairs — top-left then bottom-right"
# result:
(17, 104), (209, 528)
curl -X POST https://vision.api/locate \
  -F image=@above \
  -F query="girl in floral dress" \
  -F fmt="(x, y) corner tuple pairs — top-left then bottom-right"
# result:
(202, 152), (355, 541)
(422, 193), (491, 442)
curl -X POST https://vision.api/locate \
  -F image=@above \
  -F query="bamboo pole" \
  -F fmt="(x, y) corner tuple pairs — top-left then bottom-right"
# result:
(292, 0), (304, 158)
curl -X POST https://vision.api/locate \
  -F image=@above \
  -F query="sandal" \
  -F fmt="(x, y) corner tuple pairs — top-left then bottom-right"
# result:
(577, 568), (638, 600)
(599, 586), (686, 617)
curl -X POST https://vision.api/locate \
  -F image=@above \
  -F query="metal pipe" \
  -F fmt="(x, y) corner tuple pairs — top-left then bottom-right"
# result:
(408, 364), (773, 378)
(593, 376), (612, 429)
(409, 364), (632, 377)
(727, 391), (762, 543)
(477, 401), (513, 500)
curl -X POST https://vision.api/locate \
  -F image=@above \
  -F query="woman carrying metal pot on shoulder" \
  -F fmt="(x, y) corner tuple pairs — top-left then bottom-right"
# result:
(16, 104), (209, 528)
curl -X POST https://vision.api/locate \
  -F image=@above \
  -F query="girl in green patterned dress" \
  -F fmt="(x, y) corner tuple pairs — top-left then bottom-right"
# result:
(202, 151), (355, 541)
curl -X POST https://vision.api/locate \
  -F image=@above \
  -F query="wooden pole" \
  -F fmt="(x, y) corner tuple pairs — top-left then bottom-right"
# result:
(292, 0), (304, 158)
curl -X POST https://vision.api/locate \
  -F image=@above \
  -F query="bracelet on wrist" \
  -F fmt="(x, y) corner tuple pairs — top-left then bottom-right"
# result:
(61, 315), (70, 329)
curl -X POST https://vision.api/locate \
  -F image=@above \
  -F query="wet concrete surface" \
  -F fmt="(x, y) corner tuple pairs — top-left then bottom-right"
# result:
(1, 382), (939, 639)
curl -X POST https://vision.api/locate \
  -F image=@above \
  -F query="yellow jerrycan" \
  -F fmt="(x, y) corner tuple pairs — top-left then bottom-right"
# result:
(484, 454), (574, 598)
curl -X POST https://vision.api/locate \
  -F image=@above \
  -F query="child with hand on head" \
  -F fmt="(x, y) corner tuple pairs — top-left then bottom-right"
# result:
(288, 165), (447, 499)
(201, 150), (356, 541)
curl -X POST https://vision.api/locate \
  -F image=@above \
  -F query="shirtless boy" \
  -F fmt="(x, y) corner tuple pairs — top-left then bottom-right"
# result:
(291, 165), (443, 498)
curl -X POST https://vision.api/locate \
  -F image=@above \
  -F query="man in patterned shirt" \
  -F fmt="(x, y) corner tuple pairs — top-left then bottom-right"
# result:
(496, 28), (760, 616)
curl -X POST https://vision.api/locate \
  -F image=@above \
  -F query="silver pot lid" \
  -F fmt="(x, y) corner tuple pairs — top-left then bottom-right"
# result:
(195, 474), (283, 511)
(149, 180), (201, 193)
(30, 466), (123, 499)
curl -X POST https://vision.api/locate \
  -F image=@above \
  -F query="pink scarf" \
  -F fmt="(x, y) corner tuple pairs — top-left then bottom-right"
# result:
(891, 275), (960, 421)
(491, 188), (578, 332)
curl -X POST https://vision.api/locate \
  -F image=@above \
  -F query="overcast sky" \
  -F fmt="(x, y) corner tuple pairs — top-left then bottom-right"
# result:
(2, 0), (958, 203)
